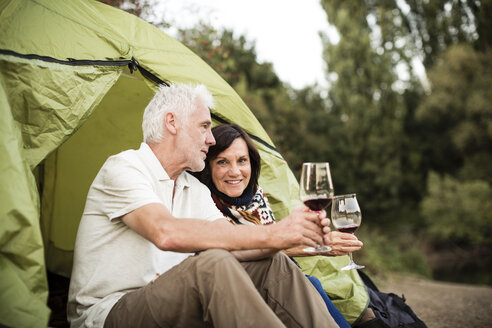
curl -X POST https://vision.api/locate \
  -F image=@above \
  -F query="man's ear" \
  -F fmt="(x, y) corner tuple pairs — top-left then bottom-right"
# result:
(164, 112), (178, 135)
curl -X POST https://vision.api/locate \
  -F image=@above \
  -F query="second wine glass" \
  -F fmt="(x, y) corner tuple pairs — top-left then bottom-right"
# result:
(299, 162), (334, 252)
(331, 193), (364, 270)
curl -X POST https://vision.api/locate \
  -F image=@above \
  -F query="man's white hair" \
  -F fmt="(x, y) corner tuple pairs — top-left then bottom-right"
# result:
(142, 83), (215, 143)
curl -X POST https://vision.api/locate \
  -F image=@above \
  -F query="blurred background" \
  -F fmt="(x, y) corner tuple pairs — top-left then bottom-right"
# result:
(101, 0), (491, 285)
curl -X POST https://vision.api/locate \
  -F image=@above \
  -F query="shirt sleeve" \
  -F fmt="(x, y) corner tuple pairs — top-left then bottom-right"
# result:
(193, 181), (225, 222)
(85, 155), (164, 221)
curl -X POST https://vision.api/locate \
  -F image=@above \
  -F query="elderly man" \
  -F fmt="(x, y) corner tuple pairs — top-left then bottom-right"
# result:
(67, 83), (338, 328)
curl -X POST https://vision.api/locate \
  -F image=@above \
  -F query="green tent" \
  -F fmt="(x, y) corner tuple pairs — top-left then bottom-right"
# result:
(0, 0), (367, 327)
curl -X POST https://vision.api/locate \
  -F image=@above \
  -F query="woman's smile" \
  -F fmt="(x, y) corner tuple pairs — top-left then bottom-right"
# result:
(210, 138), (251, 197)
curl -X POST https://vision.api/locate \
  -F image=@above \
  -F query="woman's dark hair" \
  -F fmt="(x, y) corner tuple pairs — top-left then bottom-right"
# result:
(194, 123), (261, 195)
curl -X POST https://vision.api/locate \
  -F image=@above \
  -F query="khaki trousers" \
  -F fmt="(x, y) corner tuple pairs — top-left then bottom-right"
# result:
(104, 249), (337, 328)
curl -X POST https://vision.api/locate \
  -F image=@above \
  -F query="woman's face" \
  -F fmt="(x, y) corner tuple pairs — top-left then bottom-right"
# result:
(210, 137), (252, 197)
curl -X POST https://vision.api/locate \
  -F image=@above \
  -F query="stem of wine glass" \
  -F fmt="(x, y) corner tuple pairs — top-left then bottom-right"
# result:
(348, 252), (354, 264)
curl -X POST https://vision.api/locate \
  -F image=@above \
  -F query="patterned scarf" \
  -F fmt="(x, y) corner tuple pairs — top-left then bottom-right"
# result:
(211, 186), (276, 226)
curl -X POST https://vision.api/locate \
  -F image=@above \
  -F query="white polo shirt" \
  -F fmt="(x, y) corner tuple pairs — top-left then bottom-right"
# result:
(67, 143), (223, 328)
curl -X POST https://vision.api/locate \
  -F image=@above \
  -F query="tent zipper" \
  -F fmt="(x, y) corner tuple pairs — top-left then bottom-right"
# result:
(0, 49), (131, 67)
(129, 57), (169, 86)
(0, 49), (279, 153)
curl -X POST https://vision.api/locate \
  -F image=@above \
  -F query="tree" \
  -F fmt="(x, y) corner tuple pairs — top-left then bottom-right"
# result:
(99, 0), (170, 28)
(421, 172), (492, 245)
(398, 0), (489, 69)
(176, 24), (280, 91)
(416, 44), (492, 183)
(319, 0), (491, 233)
(320, 1), (409, 225)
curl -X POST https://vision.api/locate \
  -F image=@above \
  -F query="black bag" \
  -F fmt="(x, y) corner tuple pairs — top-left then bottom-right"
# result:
(356, 270), (427, 328)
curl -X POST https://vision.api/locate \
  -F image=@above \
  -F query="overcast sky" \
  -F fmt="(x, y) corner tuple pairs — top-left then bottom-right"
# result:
(160, 0), (334, 89)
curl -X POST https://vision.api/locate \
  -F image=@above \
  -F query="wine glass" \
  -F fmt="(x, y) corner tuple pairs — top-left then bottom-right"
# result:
(299, 162), (335, 252)
(331, 193), (364, 270)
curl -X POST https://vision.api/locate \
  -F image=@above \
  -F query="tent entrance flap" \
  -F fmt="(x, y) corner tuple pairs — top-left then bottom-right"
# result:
(41, 69), (154, 277)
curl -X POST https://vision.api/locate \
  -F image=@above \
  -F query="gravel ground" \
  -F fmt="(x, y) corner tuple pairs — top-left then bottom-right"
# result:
(377, 274), (492, 328)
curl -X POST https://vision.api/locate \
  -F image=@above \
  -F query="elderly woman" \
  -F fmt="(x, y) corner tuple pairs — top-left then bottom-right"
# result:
(194, 123), (372, 327)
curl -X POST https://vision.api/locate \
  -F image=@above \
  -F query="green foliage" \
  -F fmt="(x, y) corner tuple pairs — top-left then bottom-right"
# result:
(320, 1), (410, 224)
(289, 86), (337, 174)
(357, 227), (431, 277)
(177, 24), (280, 91)
(396, 0), (483, 69)
(100, 0), (170, 28)
(416, 44), (492, 183)
(421, 172), (492, 245)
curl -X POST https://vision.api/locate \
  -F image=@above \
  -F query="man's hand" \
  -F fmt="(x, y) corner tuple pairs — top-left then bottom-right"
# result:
(269, 207), (326, 249)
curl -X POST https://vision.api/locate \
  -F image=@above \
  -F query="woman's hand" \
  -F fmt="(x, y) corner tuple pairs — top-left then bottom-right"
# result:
(323, 231), (363, 256)
(282, 231), (363, 257)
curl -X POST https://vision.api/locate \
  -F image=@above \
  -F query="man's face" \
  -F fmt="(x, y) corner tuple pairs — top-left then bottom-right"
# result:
(179, 101), (215, 172)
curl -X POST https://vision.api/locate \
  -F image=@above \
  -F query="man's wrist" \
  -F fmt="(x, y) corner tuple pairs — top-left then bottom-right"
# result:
(260, 224), (278, 249)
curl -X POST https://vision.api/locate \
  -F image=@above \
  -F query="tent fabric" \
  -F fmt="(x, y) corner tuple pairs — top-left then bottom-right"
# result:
(0, 0), (368, 327)
(0, 70), (50, 327)
(0, 53), (122, 327)
(1, 54), (123, 169)
(296, 256), (369, 325)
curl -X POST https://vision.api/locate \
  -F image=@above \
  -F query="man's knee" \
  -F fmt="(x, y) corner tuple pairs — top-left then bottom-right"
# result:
(196, 248), (234, 261)
(193, 249), (238, 272)
(271, 252), (298, 270)
(271, 251), (290, 263)
(191, 249), (255, 294)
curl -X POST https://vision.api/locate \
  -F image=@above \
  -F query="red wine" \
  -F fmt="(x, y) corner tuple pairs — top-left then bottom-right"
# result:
(303, 198), (332, 211)
(336, 224), (359, 234)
